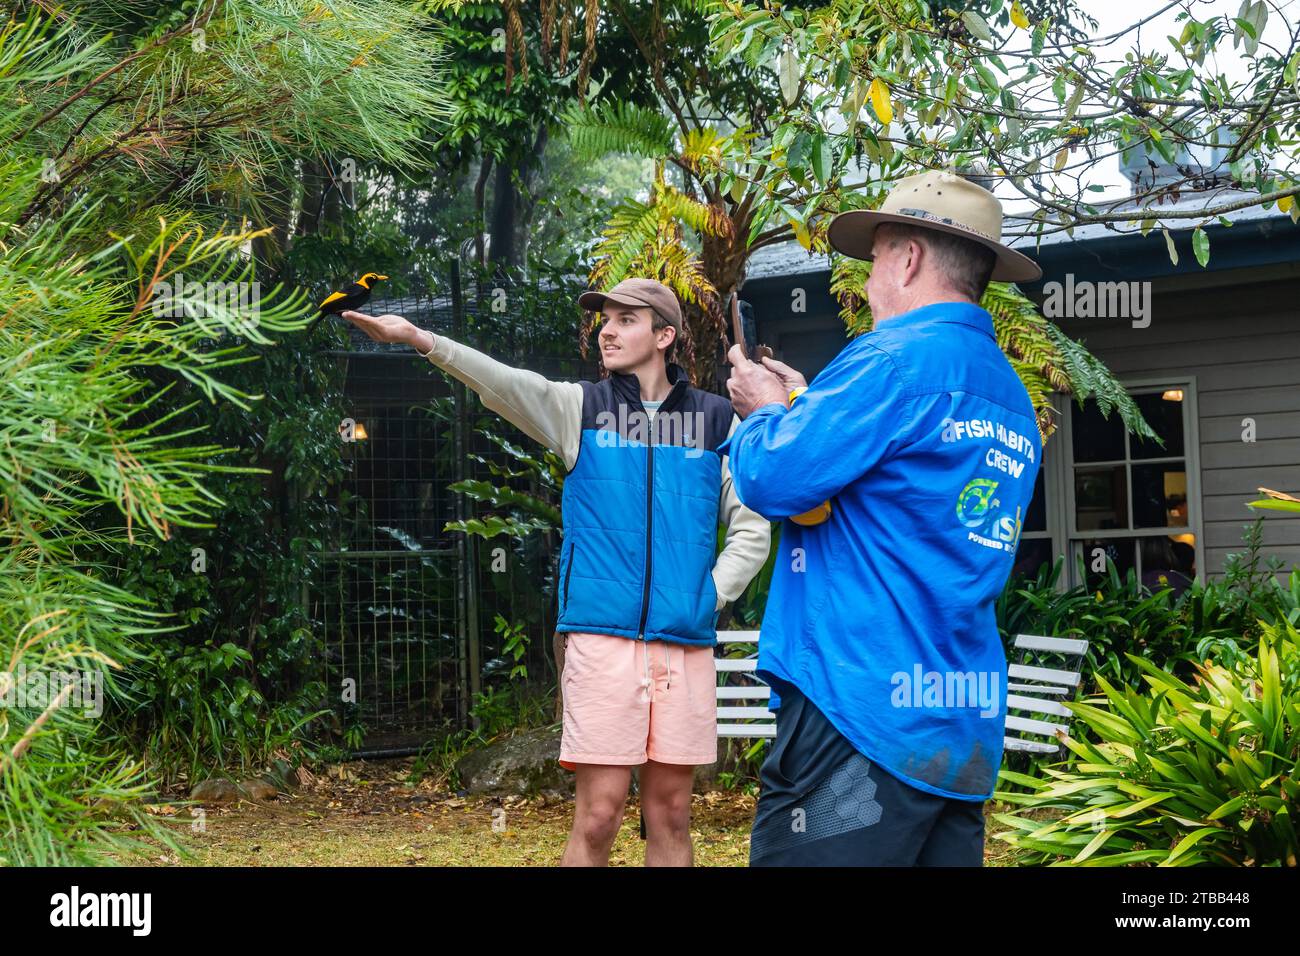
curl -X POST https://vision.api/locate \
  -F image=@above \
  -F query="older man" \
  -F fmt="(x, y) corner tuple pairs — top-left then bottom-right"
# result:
(724, 170), (1043, 866)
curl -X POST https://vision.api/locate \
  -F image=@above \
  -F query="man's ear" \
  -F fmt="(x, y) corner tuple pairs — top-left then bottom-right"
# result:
(658, 323), (677, 352)
(902, 237), (926, 285)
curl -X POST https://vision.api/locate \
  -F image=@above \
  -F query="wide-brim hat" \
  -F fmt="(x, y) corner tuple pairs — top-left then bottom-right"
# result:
(827, 170), (1042, 283)
(577, 277), (683, 333)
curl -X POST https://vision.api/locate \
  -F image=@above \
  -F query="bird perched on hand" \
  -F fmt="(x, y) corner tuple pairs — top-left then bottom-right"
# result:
(307, 272), (388, 334)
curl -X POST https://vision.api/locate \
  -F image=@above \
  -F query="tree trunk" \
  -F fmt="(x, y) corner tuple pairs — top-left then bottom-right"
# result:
(473, 155), (493, 267)
(689, 227), (751, 390)
(488, 122), (550, 272)
(297, 159), (328, 238)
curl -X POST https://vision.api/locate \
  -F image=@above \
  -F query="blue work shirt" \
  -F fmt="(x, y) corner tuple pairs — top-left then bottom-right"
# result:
(722, 300), (1041, 801)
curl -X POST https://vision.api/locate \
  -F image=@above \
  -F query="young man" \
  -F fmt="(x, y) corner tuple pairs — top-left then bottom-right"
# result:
(724, 170), (1043, 866)
(341, 277), (770, 866)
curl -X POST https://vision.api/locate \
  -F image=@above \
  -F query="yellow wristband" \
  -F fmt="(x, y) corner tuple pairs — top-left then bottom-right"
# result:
(789, 386), (808, 403)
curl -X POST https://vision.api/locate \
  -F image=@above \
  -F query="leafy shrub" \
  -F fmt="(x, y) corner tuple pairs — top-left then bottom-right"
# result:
(999, 523), (1299, 691)
(994, 619), (1300, 866)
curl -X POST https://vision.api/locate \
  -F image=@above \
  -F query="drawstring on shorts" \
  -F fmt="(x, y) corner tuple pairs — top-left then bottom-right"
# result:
(639, 639), (688, 702)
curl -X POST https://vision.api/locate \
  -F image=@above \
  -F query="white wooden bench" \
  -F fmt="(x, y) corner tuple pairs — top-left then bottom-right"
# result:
(713, 630), (1090, 756)
(714, 629), (776, 738)
(1003, 633), (1089, 755)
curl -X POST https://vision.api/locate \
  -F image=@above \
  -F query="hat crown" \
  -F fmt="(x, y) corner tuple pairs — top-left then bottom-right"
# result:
(879, 170), (1002, 243)
(577, 277), (683, 332)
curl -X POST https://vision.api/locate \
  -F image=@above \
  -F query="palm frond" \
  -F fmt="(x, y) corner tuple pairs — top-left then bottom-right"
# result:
(654, 182), (734, 241)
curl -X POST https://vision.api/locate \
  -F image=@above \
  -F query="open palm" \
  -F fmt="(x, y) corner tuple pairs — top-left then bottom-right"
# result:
(340, 310), (420, 347)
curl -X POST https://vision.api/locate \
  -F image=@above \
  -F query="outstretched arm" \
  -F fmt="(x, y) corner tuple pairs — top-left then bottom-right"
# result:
(341, 310), (583, 470)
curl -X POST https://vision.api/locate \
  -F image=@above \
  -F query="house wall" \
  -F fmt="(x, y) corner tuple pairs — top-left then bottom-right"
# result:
(746, 268), (1300, 578)
(1050, 272), (1300, 576)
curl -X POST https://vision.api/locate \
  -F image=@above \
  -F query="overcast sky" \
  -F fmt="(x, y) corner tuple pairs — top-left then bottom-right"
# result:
(999, 0), (1298, 209)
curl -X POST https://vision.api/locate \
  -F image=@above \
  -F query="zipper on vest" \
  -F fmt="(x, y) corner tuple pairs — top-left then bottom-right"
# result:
(636, 441), (654, 638)
(561, 540), (576, 611)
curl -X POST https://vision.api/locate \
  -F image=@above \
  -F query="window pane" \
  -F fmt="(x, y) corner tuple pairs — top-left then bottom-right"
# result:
(1012, 537), (1053, 580)
(1075, 465), (1129, 531)
(1071, 400), (1125, 462)
(1024, 465), (1047, 533)
(1131, 390), (1186, 460)
(1076, 537), (1137, 589)
(1139, 534), (1197, 596)
(1132, 464), (1188, 528)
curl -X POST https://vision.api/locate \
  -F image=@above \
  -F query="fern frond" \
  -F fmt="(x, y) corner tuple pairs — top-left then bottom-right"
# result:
(654, 181), (734, 241)
(561, 100), (674, 160)
(830, 256), (873, 334)
(589, 197), (661, 284)
(1044, 323), (1160, 444)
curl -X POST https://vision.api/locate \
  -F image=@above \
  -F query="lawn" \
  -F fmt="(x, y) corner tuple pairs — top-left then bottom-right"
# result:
(112, 758), (1023, 866)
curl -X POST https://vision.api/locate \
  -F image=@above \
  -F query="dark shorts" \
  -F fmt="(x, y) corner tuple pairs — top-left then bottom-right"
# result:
(749, 683), (985, 866)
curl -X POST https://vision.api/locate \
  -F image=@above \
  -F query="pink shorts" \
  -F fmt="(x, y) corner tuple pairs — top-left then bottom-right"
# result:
(559, 631), (717, 770)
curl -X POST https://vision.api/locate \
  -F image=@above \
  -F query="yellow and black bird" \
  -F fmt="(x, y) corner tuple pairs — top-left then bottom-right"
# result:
(307, 272), (388, 334)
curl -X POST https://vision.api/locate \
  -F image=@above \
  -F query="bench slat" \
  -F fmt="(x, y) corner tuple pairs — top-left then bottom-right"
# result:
(1003, 736), (1060, 754)
(1013, 634), (1089, 656)
(717, 706), (776, 720)
(716, 632), (760, 643)
(1006, 693), (1072, 717)
(715, 659), (757, 672)
(1005, 714), (1068, 737)
(719, 724), (777, 737)
(716, 686), (771, 700)
(1008, 663), (1081, 686)
(1007, 682), (1068, 695)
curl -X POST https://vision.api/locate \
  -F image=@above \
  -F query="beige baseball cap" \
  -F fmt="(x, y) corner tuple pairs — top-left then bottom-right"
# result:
(577, 277), (683, 333)
(827, 169), (1042, 282)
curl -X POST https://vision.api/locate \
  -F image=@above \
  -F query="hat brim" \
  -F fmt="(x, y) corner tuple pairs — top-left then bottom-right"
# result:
(827, 210), (1043, 283)
(577, 289), (652, 312)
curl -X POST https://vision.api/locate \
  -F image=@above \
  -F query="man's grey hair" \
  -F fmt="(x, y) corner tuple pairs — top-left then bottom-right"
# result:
(877, 221), (997, 302)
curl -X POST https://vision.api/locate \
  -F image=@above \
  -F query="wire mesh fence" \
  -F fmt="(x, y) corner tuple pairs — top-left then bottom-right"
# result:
(308, 261), (592, 753)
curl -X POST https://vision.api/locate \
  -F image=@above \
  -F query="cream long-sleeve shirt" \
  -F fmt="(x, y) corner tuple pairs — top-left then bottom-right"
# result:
(418, 334), (771, 611)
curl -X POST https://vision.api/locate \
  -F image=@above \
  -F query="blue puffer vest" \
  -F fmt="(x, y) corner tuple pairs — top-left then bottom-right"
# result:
(556, 363), (734, 647)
